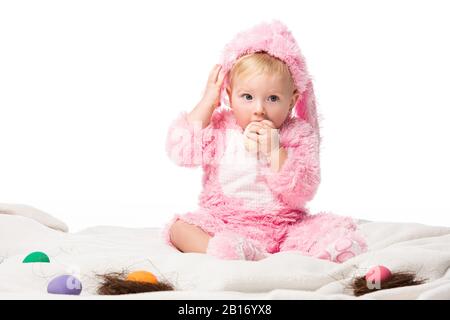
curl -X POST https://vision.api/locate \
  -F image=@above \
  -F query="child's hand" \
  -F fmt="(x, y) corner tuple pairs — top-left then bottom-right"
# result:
(200, 64), (226, 110)
(243, 120), (280, 159)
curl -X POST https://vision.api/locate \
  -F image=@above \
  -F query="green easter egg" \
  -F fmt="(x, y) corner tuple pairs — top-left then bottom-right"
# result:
(23, 251), (50, 263)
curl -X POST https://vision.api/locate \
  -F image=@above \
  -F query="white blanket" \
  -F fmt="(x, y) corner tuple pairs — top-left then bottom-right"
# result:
(1, 204), (449, 300)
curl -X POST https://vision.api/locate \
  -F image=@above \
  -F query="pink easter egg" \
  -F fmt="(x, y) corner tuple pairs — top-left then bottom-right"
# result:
(365, 265), (392, 283)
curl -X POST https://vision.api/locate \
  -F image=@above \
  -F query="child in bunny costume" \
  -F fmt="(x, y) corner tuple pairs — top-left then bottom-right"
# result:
(163, 20), (368, 263)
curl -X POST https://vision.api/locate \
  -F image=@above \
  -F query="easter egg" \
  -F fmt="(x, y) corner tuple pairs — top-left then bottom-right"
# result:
(47, 275), (82, 295)
(23, 251), (50, 263)
(126, 271), (158, 284)
(365, 265), (392, 283)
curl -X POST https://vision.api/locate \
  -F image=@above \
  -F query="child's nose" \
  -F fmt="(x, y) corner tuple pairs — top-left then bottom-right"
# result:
(253, 101), (266, 117)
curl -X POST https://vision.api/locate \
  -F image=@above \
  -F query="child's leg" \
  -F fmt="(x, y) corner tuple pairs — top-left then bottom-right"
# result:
(163, 210), (222, 252)
(279, 212), (368, 263)
(169, 220), (267, 260)
(163, 211), (268, 260)
(169, 219), (211, 253)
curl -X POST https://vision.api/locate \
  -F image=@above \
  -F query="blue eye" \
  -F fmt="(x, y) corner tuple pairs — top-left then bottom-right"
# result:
(269, 95), (279, 102)
(242, 94), (252, 101)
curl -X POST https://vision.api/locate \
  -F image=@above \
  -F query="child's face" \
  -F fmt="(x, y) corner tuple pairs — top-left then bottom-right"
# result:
(226, 72), (299, 129)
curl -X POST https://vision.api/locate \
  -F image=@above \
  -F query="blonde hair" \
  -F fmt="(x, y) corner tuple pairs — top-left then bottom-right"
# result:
(229, 52), (295, 89)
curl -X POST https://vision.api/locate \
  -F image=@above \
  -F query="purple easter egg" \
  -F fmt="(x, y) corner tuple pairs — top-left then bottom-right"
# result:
(47, 275), (82, 295)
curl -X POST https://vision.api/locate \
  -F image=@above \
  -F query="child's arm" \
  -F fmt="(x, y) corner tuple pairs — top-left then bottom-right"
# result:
(166, 65), (226, 168)
(261, 119), (321, 210)
(188, 64), (225, 128)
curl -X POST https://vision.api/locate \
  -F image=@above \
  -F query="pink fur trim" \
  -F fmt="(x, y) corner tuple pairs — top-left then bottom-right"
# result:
(165, 109), (241, 168)
(206, 231), (268, 261)
(280, 212), (368, 260)
(261, 117), (321, 209)
(165, 109), (313, 240)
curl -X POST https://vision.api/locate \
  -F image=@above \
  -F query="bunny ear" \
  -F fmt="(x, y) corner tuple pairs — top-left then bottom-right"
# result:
(295, 80), (319, 133)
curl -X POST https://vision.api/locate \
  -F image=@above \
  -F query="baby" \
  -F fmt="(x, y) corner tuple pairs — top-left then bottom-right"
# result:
(163, 21), (367, 262)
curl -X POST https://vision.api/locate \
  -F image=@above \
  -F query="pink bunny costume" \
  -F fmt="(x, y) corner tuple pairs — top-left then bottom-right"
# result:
(163, 20), (367, 263)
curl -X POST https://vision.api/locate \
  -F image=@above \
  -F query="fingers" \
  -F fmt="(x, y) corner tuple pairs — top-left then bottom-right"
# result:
(247, 122), (276, 136)
(245, 131), (259, 142)
(243, 135), (258, 154)
(246, 122), (267, 134)
(208, 64), (223, 84)
(244, 120), (280, 157)
(244, 128), (272, 142)
(217, 67), (226, 87)
(260, 120), (276, 129)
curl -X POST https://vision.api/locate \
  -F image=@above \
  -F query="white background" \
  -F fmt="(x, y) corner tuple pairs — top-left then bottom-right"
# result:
(1, 0), (449, 232)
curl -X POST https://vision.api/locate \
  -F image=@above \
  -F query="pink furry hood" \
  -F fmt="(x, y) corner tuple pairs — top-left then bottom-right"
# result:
(219, 20), (319, 136)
